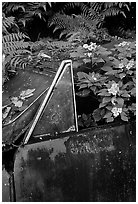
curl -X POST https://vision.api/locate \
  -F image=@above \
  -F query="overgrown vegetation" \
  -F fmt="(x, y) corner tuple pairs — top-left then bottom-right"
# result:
(2, 2), (136, 127)
(2, 13), (31, 84)
(77, 41), (136, 124)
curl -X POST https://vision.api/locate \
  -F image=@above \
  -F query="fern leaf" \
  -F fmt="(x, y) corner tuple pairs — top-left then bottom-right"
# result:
(101, 7), (122, 17)
(10, 56), (27, 69)
(3, 41), (30, 55)
(2, 15), (16, 34)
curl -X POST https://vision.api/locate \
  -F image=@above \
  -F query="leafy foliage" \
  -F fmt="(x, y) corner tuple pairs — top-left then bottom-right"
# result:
(49, 2), (134, 41)
(2, 13), (18, 34)
(48, 13), (97, 39)
(2, 2), (53, 27)
(77, 40), (136, 124)
(2, 14), (31, 84)
(89, 2), (132, 17)
(62, 2), (132, 25)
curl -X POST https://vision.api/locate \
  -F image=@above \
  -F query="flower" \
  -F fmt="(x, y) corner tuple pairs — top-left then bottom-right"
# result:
(111, 107), (122, 117)
(118, 41), (131, 47)
(126, 59), (135, 70)
(88, 42), (98, 51)
(87, 53), (92, 57)
(111, 97), (117, 105)
(118, 63), (124, 69)
(83, 44), (89, 49)
(83, 42), (98, 51)
(108, 82), (119, 96)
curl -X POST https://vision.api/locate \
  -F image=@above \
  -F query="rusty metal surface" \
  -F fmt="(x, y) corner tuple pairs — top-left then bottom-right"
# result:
(14, 122), (135, 202)
(2, 168), (10, 202)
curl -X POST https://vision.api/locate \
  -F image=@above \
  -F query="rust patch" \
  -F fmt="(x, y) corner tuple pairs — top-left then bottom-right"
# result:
(66, 131), (115, 155)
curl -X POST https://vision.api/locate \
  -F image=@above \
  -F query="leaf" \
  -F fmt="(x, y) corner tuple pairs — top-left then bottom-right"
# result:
(97, 50), (112, 56)
(122, 58), (129, 65)
(102, 97), (111, 103)
(94, 58), (105, 63)
(76, 89), (90, 97)
(105, 70), (118, 75)
(77, 72), (89, 80)
(93, 108), (102, 121)
(106, 116), (114, 123)
(119, 73), (126, 79)
(130, 88), (136, 96)
(79, 84), (88, 89)
(120, 112), (128, 121)
(106, 106), (112, 110)
(14, 99), (23, 107)
(37, 52), (51, 58)
(82, 113), (88, 121)
(128, 70), (133, 75)
(72, 61), (82, 68)
(121, 93), (130, 98)
(103, 112), (112, 119)
(116, 98), (124, 106)
(2, 107), (11, 120)
(98, 90), (110, 96)
(101, 66), (113, 72)
(20, 88), (35, 100)
(83, 58), (91, 64)
(99, 103), (106, 108)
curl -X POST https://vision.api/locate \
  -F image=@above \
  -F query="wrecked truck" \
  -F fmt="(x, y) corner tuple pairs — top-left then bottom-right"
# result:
(2, 60), (136, 202)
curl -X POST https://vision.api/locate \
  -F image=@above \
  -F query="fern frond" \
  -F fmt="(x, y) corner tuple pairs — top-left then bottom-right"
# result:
(2, 33), (29, 44)
(62, 2), (89, 14)
(89, 2), (131, 19)
(10, 56), (28, 68)
(89, 2), (103, 12)
(101, 7), (124, 17)
(49, 12), (98, 39)
(2, 14), (16, 34)
(2, 2), (26, 13)
(3, 40), (30, 55)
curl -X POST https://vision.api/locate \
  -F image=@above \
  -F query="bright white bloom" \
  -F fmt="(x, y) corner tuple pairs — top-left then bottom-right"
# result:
(108, 82), (119, 96)
(118, 41), (130, 47)
(111, 107), (122, 117)
(88, 42), (97, 51)
(83, 44), (89, 49)
(83, 42), (98, 51)
(118, 63), (124, 69)
(118, 108), (123, 113)
(111, 97), (116, 105)
(126, 59), (135, 70)
(87, 53), (92, 57)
